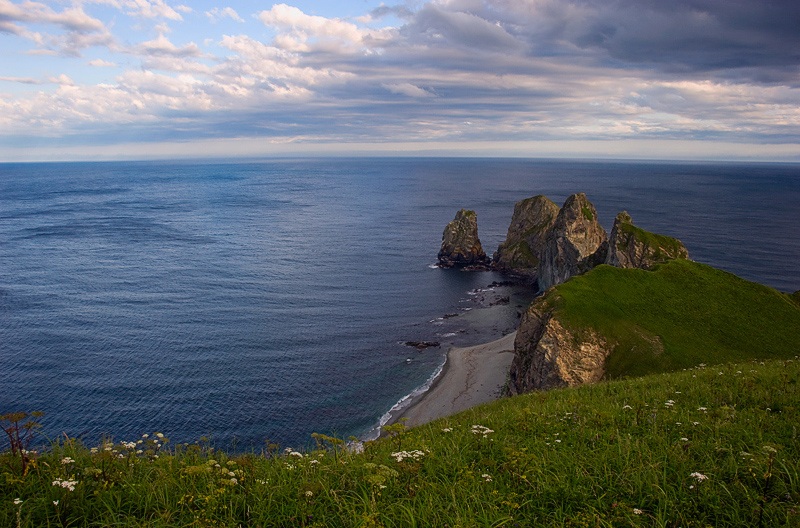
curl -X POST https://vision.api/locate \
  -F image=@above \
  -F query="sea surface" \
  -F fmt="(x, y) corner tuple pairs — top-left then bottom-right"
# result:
(1, 158), (799, 450)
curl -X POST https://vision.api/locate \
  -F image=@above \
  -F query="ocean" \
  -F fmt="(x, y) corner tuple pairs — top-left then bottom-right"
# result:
(1, 158), (798, 450)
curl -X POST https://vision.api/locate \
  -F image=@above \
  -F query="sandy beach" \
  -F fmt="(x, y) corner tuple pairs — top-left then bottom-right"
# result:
(397, 332), (517, 427)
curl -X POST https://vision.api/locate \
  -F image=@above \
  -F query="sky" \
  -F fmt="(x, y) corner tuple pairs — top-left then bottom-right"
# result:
(1, 0), (799, 162)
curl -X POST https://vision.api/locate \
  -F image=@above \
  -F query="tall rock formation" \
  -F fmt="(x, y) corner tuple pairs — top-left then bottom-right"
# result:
(605, 212), (689, 269)
(536, 193), (608, 291)
(507, 295), (610, 394)
(437, 209), (491, 269)
(492, 195), (560, 281)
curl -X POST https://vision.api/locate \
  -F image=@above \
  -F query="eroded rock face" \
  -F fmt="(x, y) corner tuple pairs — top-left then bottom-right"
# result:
(437, 209), (491, 269)
(492, 195), (560, 280)
(536, 193), (608, 291)
(507, 298), (610, 394)
(605, 211), (689, 269)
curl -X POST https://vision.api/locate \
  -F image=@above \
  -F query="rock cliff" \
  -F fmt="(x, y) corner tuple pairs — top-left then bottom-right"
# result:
(536, 193), (608, 291)
(492, 195), (560, 281)
(437, 209), (491, 269)
(605, 211), (689, 269)
(507, 295), (610, 394)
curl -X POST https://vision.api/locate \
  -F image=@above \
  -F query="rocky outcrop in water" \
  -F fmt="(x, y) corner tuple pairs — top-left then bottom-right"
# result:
(492, 195), (560, 281)
(507, 295), (610, 394)
(605, 212), (689, 269)
(437, 209), (491, 269)
(536, 194), (608, 291)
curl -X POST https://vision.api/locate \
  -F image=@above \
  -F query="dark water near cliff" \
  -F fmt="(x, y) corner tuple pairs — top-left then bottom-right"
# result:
(1, 158), (799, 450)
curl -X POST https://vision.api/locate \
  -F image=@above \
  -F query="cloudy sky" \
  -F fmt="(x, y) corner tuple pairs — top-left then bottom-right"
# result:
(1, 0), (799, 161)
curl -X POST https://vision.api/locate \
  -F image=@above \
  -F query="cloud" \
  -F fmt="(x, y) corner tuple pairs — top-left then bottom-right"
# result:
(122, 0), (184, 21)
(134, 34), (203, 58)
(259, 4), (365, 44)
(382, 82), (436, 98)
(88, 59), (117, 67)
(1, 0), (800, 158)
(0, 75), (44, 84)
(206, 7), (243, 23)
(0, 0), (115, 56)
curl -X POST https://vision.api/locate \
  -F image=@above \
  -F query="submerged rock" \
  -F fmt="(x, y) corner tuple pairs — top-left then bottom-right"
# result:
(605, 211), (689, 269)
(492, 195), (560, 280)
(536, 193), (608, 291)
(507, 296), (610, 394)
(437, 209), (491, 269)
(404, 341), (441, 350)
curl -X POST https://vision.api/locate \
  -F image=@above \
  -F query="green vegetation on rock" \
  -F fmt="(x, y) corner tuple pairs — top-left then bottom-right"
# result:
(540, 259), (800, 379)
(615, 218), (688, 261)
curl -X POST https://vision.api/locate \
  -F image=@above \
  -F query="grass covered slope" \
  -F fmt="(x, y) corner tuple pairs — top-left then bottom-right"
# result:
(2, 359), (799, 526)
(538, 259), (800, 379)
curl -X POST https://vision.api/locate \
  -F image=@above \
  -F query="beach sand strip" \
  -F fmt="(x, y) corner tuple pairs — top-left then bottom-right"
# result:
(398, 332), (517, 427)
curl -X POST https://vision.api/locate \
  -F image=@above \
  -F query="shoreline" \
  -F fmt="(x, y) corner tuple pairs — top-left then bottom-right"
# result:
(385, 331), (517, 429)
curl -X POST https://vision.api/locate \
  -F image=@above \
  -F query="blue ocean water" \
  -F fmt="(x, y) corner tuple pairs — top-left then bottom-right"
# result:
(1, 158), (799, 450)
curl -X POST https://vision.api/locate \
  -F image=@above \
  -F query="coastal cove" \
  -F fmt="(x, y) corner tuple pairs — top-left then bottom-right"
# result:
(2, 158), (799, 451)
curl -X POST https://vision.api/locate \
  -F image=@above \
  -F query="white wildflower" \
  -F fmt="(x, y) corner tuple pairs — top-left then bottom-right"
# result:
(52, 478), (78, 491)
(482, 474), (492, 482)
(622, 405), (632, 410)
(690, 472), (708, 482)
(310, 459), (320, 465)
(471, 425), (494, 437)
(442, 427), (452, 433)
(52, 500), (59, 506)
(633, 508), (643, 515)
(14, 498), (22, 505)
(155, 433), (164, 439)
(289, 451), (304, 458)
(391, 450), (427, 463)
(142, 434), (148, 438)
(681, 438), (689, 442)
(61, 457), (74, 465)
(763, 446), (777, 454)
(305, 490), (313, 497)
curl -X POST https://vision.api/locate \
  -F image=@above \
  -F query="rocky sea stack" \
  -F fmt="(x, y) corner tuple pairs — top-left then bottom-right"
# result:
(437, 209), (491, 269)
(605, 211), (689, 269)
(492, 195), (560, 281)
(536, 193), (608, 291)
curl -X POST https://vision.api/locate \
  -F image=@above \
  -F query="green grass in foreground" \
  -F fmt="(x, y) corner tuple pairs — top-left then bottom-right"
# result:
(538, 259), (800, 379)
(3, 358), (799, 527)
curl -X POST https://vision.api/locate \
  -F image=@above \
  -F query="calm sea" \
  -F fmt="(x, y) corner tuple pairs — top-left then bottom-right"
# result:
(1, 158), (798, 450)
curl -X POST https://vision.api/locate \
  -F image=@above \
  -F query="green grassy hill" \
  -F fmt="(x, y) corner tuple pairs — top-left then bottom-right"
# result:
(535, 259), (800, 380)
(3, 358), (799, 527)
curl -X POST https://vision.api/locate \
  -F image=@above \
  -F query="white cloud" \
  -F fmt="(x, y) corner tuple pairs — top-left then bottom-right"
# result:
(206, 7), (243, 23)
(257, 3), (396, 52)
(88, 59), (117, 67)
(0, 75), (44, 84)
(135, 34), (203, 58)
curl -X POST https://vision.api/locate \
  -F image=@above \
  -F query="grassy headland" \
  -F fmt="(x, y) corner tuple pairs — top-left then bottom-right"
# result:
(535, 259), (800, 379)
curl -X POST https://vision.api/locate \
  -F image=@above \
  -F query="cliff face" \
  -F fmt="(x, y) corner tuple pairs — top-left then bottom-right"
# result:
(492, 195), (560, 280)
(536, 193), (608, 291)
(507, 296), (610, 394)
(437, 209), (491, 269)
(605, 211), (689, 269)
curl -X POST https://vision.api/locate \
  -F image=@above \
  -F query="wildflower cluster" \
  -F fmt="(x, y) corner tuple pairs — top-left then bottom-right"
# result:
(52, 478), (78, 491)
(390, 449), (427, 463)
(471, 425), (494, 438)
